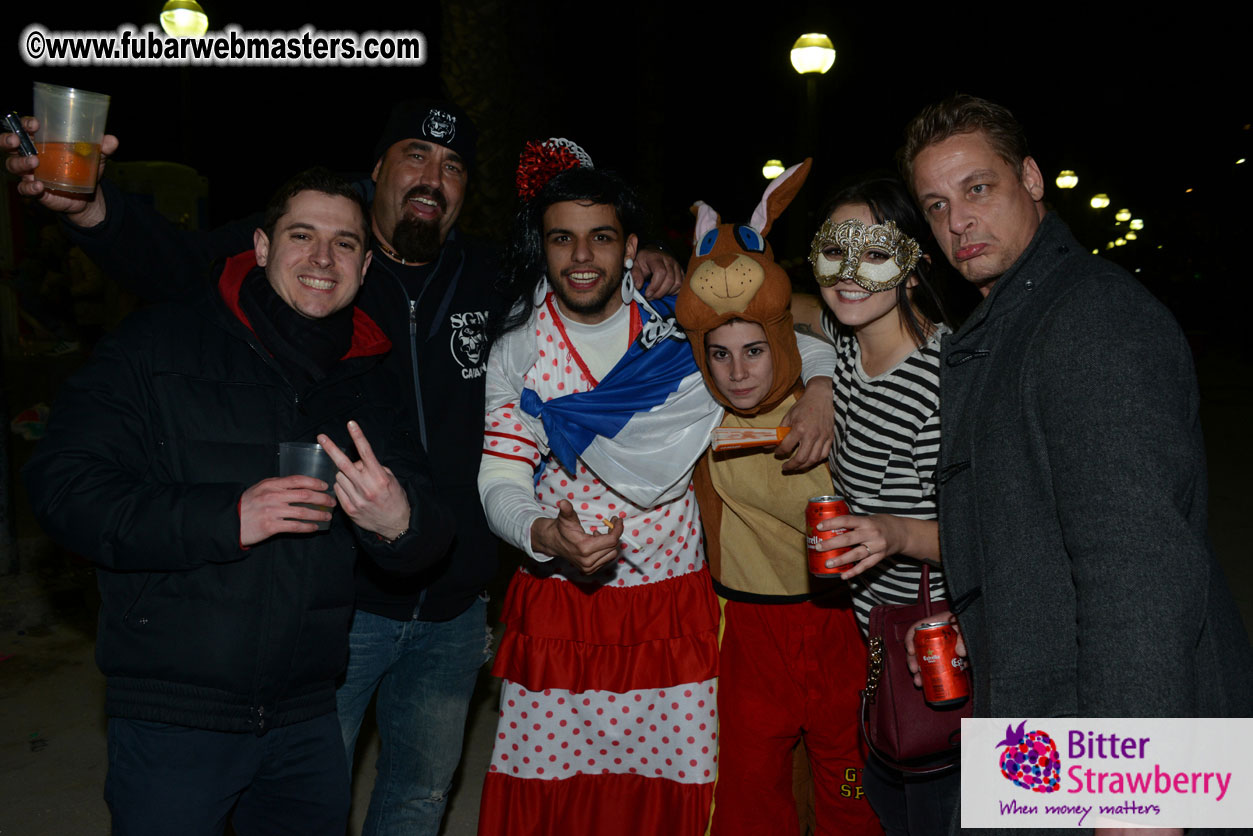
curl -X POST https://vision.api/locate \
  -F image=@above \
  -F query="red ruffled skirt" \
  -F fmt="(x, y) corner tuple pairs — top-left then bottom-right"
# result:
(479, 567), (719, 835)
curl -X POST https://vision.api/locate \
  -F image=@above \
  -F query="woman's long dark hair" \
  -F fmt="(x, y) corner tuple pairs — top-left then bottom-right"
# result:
(818, 176), (965, 345)
(490, 167), (644, 343)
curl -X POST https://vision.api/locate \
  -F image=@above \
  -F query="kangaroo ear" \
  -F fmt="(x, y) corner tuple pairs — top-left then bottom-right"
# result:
(749, 158), (812, 237)
(691, 201), (721, 244)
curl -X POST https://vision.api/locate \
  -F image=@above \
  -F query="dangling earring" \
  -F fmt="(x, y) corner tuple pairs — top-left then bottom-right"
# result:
(533, 274), (550, 307)
(620, 257), (635, 304)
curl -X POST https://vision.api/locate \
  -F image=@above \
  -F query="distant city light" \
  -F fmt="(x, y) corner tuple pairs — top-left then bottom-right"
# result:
(1125, 231), (1137, 240)
(1130, 218), (1144, 231)
(762, 160), (785, 180)
(1090, 194), (1111, 209)
(1115, 238), (1127, 247)
(1056, 170), (1078, 189)
(1115, 208), (1132, 222)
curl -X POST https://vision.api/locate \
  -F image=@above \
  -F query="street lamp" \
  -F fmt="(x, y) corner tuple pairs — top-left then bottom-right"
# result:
(1090, 194), (1110, 209)
(1115, 208), (1131, 222)
(790, 34), (836, 75)
(1056, 170), (1078, 189)
(789, 34), (835, 156)
(160, 0), (208, 37)
(788, 32), (834, 256)
(1129, 218), (1144, 231)
(762, 160), (785, 180)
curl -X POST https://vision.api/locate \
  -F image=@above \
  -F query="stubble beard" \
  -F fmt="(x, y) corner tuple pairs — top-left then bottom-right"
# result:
(552, 267), (622, 319)
(956, 257), (1005, 295)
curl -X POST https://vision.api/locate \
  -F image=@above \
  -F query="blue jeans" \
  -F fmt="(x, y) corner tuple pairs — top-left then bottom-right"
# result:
(105, 714), (348, 836)
(337, 596), (491, 836)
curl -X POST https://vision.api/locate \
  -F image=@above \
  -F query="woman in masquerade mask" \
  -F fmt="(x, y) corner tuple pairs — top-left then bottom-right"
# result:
(793, 176), (962, 835)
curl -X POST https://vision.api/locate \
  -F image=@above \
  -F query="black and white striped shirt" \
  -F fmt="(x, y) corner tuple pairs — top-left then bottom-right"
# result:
(822, 314), (949, 632)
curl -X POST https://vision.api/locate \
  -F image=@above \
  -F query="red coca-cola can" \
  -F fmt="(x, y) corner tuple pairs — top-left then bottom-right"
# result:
(914, 621), (970, 707)
(805, 495), (851, 576)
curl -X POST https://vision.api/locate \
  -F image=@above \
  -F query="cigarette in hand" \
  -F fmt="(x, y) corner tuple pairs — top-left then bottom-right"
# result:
(710, 426), (791, 451)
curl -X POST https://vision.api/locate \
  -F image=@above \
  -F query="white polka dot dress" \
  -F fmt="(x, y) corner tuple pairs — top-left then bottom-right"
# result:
(479, 296), (719, 835)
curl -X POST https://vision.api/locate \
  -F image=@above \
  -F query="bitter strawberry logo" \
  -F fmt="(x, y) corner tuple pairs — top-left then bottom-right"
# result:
(996, 720), (1061, 793)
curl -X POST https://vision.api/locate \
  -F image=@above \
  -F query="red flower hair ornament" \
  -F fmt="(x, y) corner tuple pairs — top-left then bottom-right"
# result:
(515, 138), (594, 201)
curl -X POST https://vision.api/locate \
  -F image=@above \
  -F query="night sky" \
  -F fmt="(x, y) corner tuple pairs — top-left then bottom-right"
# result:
(5, 1), (1251, 331)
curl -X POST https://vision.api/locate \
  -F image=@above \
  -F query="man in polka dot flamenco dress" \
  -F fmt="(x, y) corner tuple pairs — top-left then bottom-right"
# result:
(476, 139), (725, 835)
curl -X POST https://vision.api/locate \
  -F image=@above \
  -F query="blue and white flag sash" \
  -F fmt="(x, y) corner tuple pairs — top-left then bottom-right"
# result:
(519, 294), (721, 508)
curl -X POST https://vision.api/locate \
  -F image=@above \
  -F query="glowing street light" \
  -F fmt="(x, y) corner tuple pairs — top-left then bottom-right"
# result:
(1090, 194), (1110, 209)
(1056, 170), (1078, 189)
(1115, 238), (1127, 247)
(1115, 208), (1132, 222)
(1125, 231), (1138, 240)
(790, 34), (836, 74)
(790, 33), (834, 230)
(1129, 218), (1144, 231)
(762, 160), (785, 180)
(160, 0), (208, 37)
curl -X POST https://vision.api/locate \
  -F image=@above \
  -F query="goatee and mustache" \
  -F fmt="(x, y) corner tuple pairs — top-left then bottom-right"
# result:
(390, 185), (446, 263)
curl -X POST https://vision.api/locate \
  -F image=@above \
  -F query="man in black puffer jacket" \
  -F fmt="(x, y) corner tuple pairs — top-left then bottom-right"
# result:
(24, 168), (454, 836)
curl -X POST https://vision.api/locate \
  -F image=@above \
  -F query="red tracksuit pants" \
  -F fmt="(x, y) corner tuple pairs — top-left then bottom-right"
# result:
(711, 597), (882, 836)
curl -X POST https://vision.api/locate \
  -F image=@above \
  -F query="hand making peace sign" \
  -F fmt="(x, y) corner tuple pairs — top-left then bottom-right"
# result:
(317, 420), (411, 542)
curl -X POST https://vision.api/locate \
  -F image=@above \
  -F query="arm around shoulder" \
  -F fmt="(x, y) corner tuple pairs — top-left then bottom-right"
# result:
(778, 322), (835, 471)
(64, 180), (257, 303)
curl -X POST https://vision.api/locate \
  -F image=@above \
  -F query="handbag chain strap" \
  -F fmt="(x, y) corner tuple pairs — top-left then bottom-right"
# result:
(865, 635), (883, 702)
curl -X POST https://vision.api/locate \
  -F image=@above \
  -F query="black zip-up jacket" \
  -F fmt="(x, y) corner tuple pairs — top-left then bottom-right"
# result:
(24, 254), (455, 732)
(62, 183), (506, 621)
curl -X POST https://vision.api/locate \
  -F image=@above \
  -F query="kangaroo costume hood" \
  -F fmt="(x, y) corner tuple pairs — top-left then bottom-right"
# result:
(676, 159), (811, 416)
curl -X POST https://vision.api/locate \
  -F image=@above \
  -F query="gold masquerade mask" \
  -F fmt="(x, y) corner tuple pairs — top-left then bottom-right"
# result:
(808, 217), (922, 292)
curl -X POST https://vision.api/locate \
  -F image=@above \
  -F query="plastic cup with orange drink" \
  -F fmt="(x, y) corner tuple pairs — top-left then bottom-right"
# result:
(31, 82), (110, 194)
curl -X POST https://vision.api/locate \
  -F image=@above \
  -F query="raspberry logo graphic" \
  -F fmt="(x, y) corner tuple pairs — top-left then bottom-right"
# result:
(996, 720), (1061, 793)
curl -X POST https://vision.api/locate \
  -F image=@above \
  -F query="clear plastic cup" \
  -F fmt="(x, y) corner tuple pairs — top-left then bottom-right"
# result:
(278, 442), (336, 531)
(31, 82), (110, 193)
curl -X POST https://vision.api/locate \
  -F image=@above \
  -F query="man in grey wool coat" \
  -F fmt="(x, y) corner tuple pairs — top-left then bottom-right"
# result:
(899, 93), (1252, 810)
